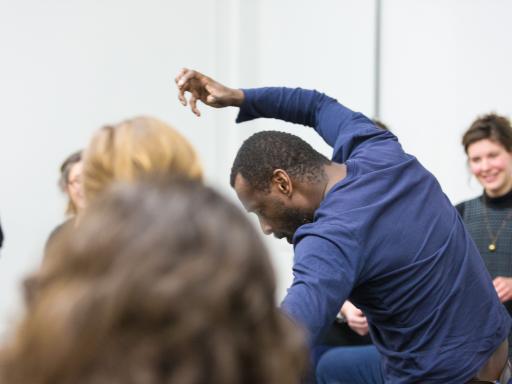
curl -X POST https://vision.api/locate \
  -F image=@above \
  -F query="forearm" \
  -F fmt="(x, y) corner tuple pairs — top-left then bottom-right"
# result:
(236, 87), (357, 148)
(281, 248), (353, 344)
(282, 284), (344, 345)
(227, 88), (245, 107)
(237, 87), (322, 125)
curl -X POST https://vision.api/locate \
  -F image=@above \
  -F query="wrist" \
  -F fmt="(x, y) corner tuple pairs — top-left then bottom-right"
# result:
(230, 89), (244, 107)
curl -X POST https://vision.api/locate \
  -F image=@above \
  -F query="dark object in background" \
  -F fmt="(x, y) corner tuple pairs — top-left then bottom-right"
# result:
(0, 219), (3, 248)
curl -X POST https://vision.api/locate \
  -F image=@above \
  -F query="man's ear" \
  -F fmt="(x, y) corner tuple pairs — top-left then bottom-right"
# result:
(271, 169), (293, 196)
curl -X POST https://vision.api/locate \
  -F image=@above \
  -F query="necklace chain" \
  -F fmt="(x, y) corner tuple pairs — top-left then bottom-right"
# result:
(483, 204), (512, 252)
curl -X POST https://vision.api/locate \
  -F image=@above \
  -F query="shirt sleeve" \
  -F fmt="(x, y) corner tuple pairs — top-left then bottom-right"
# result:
(281, 230), (359, 345)
(236, 87), (395, 163)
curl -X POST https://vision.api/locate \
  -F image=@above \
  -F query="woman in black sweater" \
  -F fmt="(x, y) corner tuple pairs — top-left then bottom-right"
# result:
(457, 113), (512, 357)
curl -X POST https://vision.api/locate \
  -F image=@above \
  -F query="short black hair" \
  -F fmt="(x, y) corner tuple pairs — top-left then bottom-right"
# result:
(230, 131), (330, 191)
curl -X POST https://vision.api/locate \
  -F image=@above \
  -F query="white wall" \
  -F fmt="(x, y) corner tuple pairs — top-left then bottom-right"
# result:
(0, 0), (222, 332)
(380, 0), (512, 204)
(0, 0), (510, 334)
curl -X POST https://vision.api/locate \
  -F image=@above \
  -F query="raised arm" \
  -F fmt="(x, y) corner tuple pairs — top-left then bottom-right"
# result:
(176, 68), (394, 161)
(236, 87), (357, 149)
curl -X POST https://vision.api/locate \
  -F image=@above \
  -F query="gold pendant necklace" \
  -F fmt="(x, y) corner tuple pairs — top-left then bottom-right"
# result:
(483, 204), (512, 253)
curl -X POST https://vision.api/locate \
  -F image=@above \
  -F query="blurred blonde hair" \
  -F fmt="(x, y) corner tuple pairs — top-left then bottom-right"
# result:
(83, 116), (202, 202)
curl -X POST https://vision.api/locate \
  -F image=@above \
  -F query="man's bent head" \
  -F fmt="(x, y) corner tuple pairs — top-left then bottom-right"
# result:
(230, 131), (328, 242)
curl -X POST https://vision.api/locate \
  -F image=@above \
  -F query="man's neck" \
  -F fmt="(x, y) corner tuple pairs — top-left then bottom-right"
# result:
(295, 162), (347, 211)
(322, 162), (347, 198)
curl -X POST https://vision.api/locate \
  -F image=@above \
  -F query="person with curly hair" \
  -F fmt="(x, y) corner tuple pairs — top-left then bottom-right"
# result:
(0, 178), (308, 384)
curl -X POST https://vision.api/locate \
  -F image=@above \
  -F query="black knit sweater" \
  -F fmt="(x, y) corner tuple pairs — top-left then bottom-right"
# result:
(456, 189), (512, 356)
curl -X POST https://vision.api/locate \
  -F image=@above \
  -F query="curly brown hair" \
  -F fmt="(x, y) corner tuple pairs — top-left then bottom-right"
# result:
(1, 179), (307, 384)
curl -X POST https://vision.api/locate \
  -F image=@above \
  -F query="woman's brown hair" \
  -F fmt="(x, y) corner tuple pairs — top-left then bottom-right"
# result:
(1, 179), (307, 384)
(462, 113), (512, 153)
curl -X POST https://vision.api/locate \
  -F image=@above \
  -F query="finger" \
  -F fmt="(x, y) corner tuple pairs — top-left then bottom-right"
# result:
(175, 69), (191, 106)
(177, 69), (197, 88)
(189, 94), (200, 117)
(175, 67), (194, 86)
(349, 319), (366, 327)
(178, 89), (187, 106)
(174, 67), (188, 85)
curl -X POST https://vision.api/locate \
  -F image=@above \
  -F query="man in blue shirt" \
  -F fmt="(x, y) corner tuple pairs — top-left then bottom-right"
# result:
(176, 68), (511, 383)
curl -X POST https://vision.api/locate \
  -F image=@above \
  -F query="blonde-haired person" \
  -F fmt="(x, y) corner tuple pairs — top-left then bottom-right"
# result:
(82, 116), (202, 203)
(1, 179), (308, 384)
(36, 116), (202, 299)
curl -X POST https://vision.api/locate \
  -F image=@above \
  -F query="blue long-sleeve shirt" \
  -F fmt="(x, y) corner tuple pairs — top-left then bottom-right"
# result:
(236, 87), (511, 383)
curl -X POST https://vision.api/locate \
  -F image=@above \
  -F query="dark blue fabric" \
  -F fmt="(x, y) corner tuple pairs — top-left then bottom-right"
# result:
(316, 345), (384, 384)
(237, 87), (511, 383)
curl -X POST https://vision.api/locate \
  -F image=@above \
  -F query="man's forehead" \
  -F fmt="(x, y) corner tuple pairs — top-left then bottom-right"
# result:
(234, 173), (254, 204)
(234, 174), (265, 209)
(234, 173), (250, 191)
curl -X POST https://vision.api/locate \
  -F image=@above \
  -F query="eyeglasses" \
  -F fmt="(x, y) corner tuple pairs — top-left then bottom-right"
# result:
(67, 177), (82, 187)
